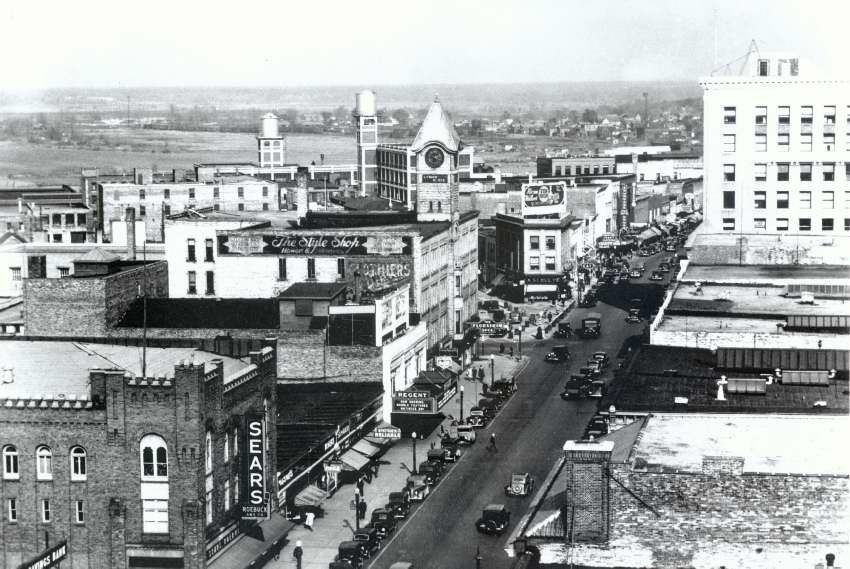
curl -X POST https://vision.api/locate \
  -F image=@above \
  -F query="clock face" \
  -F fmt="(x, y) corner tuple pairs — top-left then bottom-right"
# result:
(424, 147), (444, 169)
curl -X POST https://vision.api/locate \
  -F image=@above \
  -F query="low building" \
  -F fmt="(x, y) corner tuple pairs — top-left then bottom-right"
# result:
(0, 340), (279, 569)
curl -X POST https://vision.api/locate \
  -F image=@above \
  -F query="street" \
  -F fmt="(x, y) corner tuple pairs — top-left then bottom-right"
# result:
(368, 296), (644, 569)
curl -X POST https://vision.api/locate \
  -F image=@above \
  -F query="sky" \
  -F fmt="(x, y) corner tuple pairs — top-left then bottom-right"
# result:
(1, 0), (847, 89)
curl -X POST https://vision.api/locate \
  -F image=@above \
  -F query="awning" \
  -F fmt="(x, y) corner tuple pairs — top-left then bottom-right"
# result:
(339, 449), (371, 471)
(294, 484), (327, 507)
(206, 513), (290, 569)
(435, 360), (462, 376)
(351, 439), (383, 458)
(637, 228), (656, 242)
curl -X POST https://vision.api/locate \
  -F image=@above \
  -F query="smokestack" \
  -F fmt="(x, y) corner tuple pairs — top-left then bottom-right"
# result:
(125, 207), (136, 261)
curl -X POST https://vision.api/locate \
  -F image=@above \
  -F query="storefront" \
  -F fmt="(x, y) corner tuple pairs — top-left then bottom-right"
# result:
(390, 369), (457, 437)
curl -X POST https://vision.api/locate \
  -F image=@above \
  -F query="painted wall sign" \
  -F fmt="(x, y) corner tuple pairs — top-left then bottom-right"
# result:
(523, 182), (565, 207)
(17, 541), (67, 569)
(241, 414), (268, 520)
(218, 233), (412, 257)
(350, 260), (412, 294)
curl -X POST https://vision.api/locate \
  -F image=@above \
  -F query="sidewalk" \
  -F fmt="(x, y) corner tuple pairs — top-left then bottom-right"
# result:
(268, 353), (526, 569)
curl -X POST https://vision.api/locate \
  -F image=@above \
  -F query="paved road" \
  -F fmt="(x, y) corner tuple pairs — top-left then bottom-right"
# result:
(368, 299), (641, 569)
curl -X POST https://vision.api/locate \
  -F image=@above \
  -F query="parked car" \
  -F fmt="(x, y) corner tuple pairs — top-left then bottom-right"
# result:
(386, 491), (410, 519)
(336, 541), (366, 569)
(657, 263), (670, 273)
(626, 308), (641, 323)
(406, 474), (431, 501)
(491, 378), (517, 399)
(629, 269), (642, 278)
(585, 415), (610, 438)
(591, 351), (609, 368)
(418, 461), (442, 484)
(578, 364), (601, 378)
(330, 562), (357, 569)
(370, 509), (397, 538)
(476, 504), (511, 535)
(466, 408), (487, 428)
(649, 271), (664, 281)
(504, 473), (535, 497)
(561, 375), (594, 399)
(389, 563), (414, 569)
(353, 527), (382, 556)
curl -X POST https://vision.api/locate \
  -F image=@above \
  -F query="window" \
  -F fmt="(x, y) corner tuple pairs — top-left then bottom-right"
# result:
(778, 106), (790, 125)
(800, 163), (812, 181)
(163, 204), (171, 216)
(776, 218), (789, 231)
(70, 446), (86, 481)
(845, 218), (850, 231)
(3, 446), (18, 479)
(205, 432), (212, 475)
(754, 191), (766, 209)
(143, 500), (169, 534)
(187, 271), (197, 295)
(777, 163), (790, 181)
(723, 107), (736, 124)
(754, 106), (767, 125)
(722, 191), (736, 209)
(205, 239), (214, 262)
(799, 218), (811, 231)
(278, 258), (287, 281)
(824, 133), (835, 150)
(545, 236), (556, 250)
(824, 106), (836, 124)
(529, 256), (540, 271)
(722, 218), (735, 231)
(206, 486), (213, 525)
(164, 188), (170, 199)
(232, 428), (238, 459)
(262, 186), (269, 197)
(307, 258), (316, 279)
(800, 133), (812, 151)
(36, 446), (52, 480)
(455, 274), (461, 290)
(777, 191), (789, 209)
(823, 191), (835, 209)
(754, 164), (767, 182)
(822, 218), (834, 231)
(205, 271), (215, 295)
(758, 60), (769, 76)
(722, 134), (736, 152)
(224, 480), (231, 510)
(544, 256), (556, 271)
(7, 499), (17, 522)
(237, 203), (245, 211)
(753, 218), (766, 230)
(223, 437), (229, 463)
(824, 163), (835, 181)
(76, 213), (86, 226)
(52, 234), (63, 243)
(262, 203), (269, 211)
(187, 239), (196, 262)
(188, 187), (195, 199)
(59, 267), (70, 278)
(800, 191), (812, 209)
(140, 434), (168, 480)
(139, 188), (146, 200)
(139, 205), (146, 216)
(723, 164), (735, 182)
(801, 106), (813, 124)
(213, 187), (220, 198)
(529, 236), (539, 250)
(75, 500), (85, 524)
(777, 133), (789, 151)
(846, 163), (850, 182)
(237, 187), (244, 198)
(337, 258), (345, 278)
(41, 499), (51, 523)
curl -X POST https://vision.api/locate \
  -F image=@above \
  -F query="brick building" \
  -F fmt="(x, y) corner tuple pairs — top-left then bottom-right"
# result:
(0, 340), (279, 569)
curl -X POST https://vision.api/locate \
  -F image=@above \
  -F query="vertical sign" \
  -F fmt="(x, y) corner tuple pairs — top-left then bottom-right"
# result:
(241, 413), (268, 520)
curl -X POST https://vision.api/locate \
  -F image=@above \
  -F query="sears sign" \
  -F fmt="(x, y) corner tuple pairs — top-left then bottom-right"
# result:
(241, 414), (269, 520)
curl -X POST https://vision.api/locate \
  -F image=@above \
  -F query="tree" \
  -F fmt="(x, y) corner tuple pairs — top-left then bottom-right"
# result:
(581, 109), (598, 124)
(391, 109), (410, 126)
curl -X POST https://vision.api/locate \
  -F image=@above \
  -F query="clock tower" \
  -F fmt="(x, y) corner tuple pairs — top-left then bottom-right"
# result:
(411, 97), (462, 223)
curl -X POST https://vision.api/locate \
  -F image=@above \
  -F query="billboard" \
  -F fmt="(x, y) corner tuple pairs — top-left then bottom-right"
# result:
(521, 182), (567, 217)
(218, 233), (413, 257)
(393, 390), (436, 414)
(241, 414), (269, 520)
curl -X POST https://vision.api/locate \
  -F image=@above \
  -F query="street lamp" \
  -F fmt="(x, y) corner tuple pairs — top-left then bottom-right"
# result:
(354, 489), (361, 530)
(489, 354), (495, 388)
(607, 404), (616, 429)
(460, 386), (464, 423)
(411, 432), (418, 474)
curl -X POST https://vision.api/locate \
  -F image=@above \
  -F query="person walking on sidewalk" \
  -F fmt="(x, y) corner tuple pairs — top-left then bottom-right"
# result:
(489, 432), (498, 453)
(293, 541), (303, 569)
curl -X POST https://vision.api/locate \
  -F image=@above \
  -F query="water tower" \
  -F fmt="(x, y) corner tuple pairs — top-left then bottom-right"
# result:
(258, 113), (285, 168)
(353, 90), (378, 196)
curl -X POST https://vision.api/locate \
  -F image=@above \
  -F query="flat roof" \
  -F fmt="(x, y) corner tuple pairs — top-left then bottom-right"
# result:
(278, 282), (347, 300)
(682, 264), (850, 285)
(0, 341), (248, 399)
(632, 413), (849, 475)
(118, 298), (279, 329)
(669, 281), (850, 317)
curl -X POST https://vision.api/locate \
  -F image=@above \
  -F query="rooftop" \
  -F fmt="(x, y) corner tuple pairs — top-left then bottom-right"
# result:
(632, 413), (849, 475)
(278, 282), (347, 300)
(410, 98), (462, 153)
(669, 281), (850, 317)
(682, 264), (850, 285)
(0, 341), (248, 400)
(118, 298), (280, 329)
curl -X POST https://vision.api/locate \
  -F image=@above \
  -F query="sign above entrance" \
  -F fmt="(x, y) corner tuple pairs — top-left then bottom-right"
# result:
(17, 541), (67, 569)
(218, 233), (412, 257)
(372, 425), (402, 439)
(393, 390), (436, 414)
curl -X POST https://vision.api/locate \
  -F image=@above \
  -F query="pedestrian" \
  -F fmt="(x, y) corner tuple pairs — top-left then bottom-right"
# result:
(372, 463), (379, 479)
(489, 433), (497, 452)
(293, 541), (303, 569)
(304, 511), (314, 531)
(478, 366), (485, 381)
(357, 477), (365, 496)
(499, 344), (505, 354)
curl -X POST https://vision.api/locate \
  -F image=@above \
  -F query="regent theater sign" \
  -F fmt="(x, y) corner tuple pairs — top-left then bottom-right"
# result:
(218, 232), (413, 257)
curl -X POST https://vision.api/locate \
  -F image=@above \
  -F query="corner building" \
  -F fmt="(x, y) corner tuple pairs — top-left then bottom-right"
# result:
(700, 52), (850, 235)
(0, 341), (277, 569)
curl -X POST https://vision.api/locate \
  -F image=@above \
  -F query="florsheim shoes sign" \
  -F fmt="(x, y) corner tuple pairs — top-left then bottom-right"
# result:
(241, 413), (269, 520)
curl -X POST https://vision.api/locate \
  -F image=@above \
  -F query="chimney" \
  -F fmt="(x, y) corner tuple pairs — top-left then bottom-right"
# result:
(125, 207), (136, 261)
(826, 554), (836, 567)
(561, 440), (614, 544)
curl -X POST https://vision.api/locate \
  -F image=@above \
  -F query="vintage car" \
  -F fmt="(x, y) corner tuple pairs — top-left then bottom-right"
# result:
(418, 461), (442, 484)
(649, 271), (664, 281)
(629, 269), (642, 278)
(656, 263), (670, 273)
(466, 408), (487, 428)
(578, 364), (601, 378)
(591, 351), (609, 368)
(336, 541), (366, 569)
(370, 509), (397, 538)
(330, 561), (357, 569)
(440, 437), (463, 461)
(455, 424), (477, 444)
(504, 473), (535, 497)
(561, 375), (594, 399)
(386, 491), (410, 519)
(544, 345), (570, 363)
(352, 527), (382, 556)
(406, 474), (431, 502)
(388, 564), (414, 569)
(491, 378), (518, 399)
(626, 308), (641, 323)
(475, 504), (511, 535)
(585, 415), (609, 438)
(477, 398), (499, 419)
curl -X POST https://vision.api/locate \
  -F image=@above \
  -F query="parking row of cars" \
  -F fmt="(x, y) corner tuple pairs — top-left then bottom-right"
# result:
(560, 351), (610, 400)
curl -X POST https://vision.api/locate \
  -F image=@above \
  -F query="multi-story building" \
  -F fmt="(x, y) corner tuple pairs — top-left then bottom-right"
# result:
(700, 52), (849, 235)
(0, 186), (95, 244)
(0, 340), (279, 569)
(536, 155), (616, 178)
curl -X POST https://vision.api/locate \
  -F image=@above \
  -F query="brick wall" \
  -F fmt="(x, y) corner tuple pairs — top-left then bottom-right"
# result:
(561, 445), (612, 544)
(277, 329), (382, 381)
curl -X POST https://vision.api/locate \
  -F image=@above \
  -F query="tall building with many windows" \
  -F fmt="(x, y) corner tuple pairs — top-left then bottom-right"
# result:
(700, 52), (849, 235)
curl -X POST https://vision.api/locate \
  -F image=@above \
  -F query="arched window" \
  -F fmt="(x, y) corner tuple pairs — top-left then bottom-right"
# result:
(232, 428), (238, 458)
(36, 446), (52, 480)
(140, 434), (168, 481)
(2, 445), (19, 480)
(70, 446), (87, 481)
(223, 437), (229, 463)
(205, 432), (212, 474)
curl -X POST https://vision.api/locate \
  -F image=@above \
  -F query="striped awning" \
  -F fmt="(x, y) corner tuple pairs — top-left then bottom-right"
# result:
(339, 448), (370, 471)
